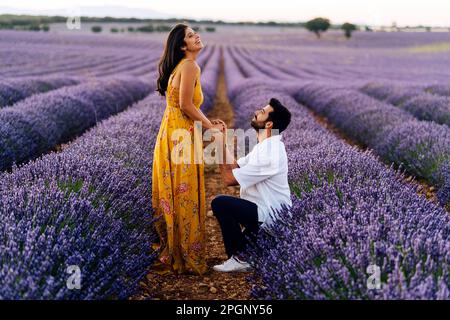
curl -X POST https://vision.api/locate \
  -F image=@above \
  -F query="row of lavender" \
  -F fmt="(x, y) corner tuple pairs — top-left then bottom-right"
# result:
(0, 93), (165, 299)
(0, 77), (153, 171)
(1, 33), (216, 84)
(233, 44), (450, 129)
(0, 41), (216, 113)
(200, 45), (221, 113)
(294, 84), (450, 207)
(360, 82), (450, 127)
(1, 46), (159, 79)
(227, 45), (450, 207)
(229, 41), (450, 128)
(0, 27), (220, 112)
(223, 49), (450, 299)
(229, 32), (450, 85)
(0, 45), (220, 299)
(0, 77), (80, 108)
(0, 30), (163, 79)
(0, 37), (220, 172)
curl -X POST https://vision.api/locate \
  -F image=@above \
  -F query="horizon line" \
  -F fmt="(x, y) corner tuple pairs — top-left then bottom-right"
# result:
(0, 5), (449, 28)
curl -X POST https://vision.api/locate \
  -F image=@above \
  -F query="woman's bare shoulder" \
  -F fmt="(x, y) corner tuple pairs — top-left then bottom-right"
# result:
(180, 59), (200, 74)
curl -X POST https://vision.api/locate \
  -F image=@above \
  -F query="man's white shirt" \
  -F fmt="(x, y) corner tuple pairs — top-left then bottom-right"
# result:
(232, 134), (292, 229)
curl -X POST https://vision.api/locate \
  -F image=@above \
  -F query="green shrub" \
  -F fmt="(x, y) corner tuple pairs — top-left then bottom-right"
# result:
(341, 23), (357, 39)
(155, 25), (171, 32)
(137, 24), (154, 32)
(91, 25), (102, 33)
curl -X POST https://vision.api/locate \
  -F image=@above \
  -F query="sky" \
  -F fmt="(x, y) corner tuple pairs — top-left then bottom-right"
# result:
(1, 0), (449, 26)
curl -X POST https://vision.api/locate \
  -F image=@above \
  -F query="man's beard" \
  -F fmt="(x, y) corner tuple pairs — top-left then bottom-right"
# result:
(251, 119), (266, 130)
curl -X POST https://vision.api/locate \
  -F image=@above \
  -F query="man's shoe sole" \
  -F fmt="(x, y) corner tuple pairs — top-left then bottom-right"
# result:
(212, 266), (252, 272)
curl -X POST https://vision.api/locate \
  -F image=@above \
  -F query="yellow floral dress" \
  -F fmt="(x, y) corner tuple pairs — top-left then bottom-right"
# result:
(151, 58), (207, 275)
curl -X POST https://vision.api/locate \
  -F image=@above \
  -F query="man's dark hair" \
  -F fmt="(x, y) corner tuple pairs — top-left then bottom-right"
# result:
(267, 98), (291, 133)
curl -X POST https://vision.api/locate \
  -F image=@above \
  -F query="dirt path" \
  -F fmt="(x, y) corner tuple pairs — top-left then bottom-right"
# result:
(134, 58), (252, 300)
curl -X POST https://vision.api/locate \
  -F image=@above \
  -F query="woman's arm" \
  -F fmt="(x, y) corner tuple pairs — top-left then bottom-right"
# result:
(179, 60), (218, 130)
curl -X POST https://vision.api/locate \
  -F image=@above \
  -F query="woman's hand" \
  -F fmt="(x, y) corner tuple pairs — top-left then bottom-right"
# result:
(211, 119), (226, 132)
(210, 123), (225, 133)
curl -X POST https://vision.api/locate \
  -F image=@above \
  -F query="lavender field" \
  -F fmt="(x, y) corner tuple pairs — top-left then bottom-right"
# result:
(0, 28), (449, 299)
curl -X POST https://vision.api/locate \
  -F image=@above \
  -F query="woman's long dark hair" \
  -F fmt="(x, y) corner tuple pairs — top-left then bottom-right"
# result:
(156, 24), (188, 96)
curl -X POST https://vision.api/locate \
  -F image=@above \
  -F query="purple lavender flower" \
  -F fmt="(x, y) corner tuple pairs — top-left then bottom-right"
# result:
(223, 51), (450, 300)
(0, 77), (152, 171)
(0, 94), (165, 299)
(0, 77), (80, 108)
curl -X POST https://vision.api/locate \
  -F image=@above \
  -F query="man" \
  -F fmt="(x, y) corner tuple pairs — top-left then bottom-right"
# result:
(211, 98), (292, 272)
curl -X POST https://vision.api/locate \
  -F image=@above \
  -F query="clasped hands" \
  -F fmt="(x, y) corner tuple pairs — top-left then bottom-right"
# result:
(210, 119), (227, 143)
(210, 119), (226, 132)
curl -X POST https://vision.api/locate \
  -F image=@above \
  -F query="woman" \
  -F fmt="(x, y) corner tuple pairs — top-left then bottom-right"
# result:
(152, 24), (225, 275)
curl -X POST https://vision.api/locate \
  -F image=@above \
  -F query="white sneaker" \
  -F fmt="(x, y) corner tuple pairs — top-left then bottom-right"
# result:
(213, 256), (252, 272)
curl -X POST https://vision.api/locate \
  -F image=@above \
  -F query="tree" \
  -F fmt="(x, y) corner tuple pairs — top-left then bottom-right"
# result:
(305, 17), (331, 38)
(91, 25), (102, 33)
(27, 24), (40, 31)
(341, 23), (357, 39)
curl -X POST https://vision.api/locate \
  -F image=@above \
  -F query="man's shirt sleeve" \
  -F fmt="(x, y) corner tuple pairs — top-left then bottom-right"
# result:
(232, 155), (278, 190)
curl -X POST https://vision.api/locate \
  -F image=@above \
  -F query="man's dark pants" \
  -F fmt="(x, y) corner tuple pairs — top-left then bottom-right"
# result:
(211, 194), (260, 258)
